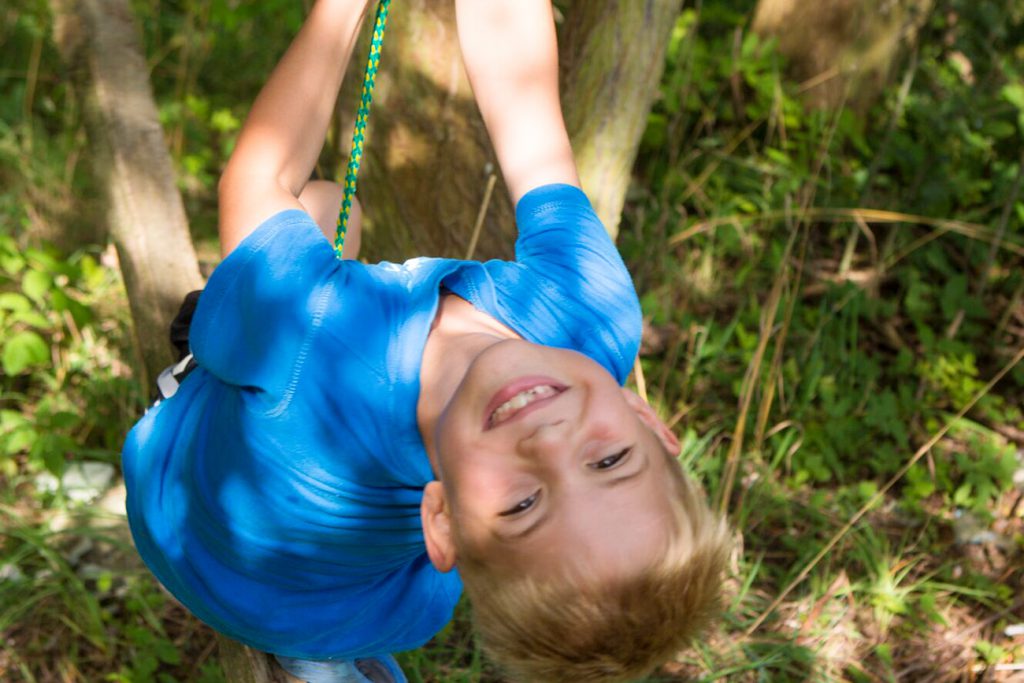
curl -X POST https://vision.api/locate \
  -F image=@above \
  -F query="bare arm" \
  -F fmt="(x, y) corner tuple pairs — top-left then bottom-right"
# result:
(218, 0), (372, 257)
(455, 0), (580, 205)
(297, 181), (362, 260)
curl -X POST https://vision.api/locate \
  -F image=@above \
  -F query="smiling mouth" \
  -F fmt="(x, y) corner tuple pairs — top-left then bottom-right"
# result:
(484, 376), (567, 430)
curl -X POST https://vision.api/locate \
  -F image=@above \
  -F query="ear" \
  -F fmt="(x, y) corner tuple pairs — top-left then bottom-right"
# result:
(421, 481), (457, 573)
(621, 388), (681, 455)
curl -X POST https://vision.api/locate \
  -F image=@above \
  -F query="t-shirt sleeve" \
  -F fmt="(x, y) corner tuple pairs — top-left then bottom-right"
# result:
(189, 210), (340, 396)
(513, 184), (642, 383)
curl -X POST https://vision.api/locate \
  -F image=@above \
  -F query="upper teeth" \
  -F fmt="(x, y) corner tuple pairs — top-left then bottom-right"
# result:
(490, 385), (559, 426)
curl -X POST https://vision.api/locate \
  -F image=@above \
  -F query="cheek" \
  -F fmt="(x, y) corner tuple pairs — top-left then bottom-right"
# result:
(451, 460), (510, 508)
(436, 384), (485, 449)
(435, 408), (476, 478)
(442, 451), (524, 526)
(586, 401), (633, 442)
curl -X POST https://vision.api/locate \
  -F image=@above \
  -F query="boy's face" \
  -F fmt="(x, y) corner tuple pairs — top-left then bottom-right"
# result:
(422, 340), (683, 579)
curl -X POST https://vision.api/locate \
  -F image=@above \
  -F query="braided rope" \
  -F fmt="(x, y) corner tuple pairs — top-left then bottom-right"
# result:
(335, 0), (392, 259)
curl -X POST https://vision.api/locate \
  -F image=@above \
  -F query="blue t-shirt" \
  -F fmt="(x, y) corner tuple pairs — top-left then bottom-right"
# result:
(123, 184), (641, 659)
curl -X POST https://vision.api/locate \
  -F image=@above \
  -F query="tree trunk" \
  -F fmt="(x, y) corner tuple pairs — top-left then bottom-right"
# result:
(48, 4), (273, 678)
(50, 0), (204, 388)
(345, 0), (514, 263)
(351, 0), (681, 262)
(560, 0), (684, 236)
(752, 0), (934, 111)
(217, 636), (300, 683)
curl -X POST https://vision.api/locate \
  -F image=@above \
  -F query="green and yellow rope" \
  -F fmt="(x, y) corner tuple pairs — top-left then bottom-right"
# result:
(335, 0), (392, 259)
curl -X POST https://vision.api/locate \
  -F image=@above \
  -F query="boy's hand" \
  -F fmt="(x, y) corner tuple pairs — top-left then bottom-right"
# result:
(455, 0), (579, 204)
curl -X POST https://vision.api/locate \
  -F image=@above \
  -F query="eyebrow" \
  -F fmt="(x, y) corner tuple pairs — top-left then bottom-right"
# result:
(501, 448), (651, 542)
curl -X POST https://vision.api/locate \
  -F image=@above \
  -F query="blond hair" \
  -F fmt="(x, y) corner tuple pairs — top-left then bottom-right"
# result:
(458, 456), (731, 683)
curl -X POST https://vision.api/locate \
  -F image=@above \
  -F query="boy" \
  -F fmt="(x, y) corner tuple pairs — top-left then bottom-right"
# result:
(122, 1), (731, 681)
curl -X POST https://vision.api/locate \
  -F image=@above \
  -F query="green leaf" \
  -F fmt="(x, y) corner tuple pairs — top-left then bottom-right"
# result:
(641, 113), (668, 150)
(154, 638), (181, 665)
(210, 107), (240, 133)
(904, 275), (933, 319)
(51, 289), (93, 326)
(0, 292), (31, 311)
(48, 411), (81, 430)
(2, 331), (49, 375)
(0, 247), (23, 277)
(905, 464), (936, 498)
(134, 655), (158, 680)
(1003, 83), (1024, 133)
(736, 197), (759, 214)
(97, 571), (113, 594)
(765, 147), (791, 167)
(79, 254), (106, 290)
(3, 427), (38, 455)
(11, 310), (51, 329)
(30, 433), (70, 476)
(734, 323), (757, 352)
(856, 480), (878, 499)
(952, 482), (972, 507)
(983, 120), (1016, 139)
(940, 275), (968, 321)
(863, 390), (908, 443)
(21, 269), (51, 304)
(740, 31), (761, 60)
(25, 248), (60, 273)
(1002, 83), (1024, 110)
(974, 639), (1007, 665)
(0, 410), (28, 432)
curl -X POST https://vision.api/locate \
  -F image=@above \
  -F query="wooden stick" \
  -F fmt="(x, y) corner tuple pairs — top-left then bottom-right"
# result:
(633, 355), (648, 404)
(465, 173), (497, 260)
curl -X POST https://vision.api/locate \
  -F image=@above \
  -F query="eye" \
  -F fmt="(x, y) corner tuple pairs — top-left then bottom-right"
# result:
(499, 491), (539, 517)
(590, 447), (632, 470)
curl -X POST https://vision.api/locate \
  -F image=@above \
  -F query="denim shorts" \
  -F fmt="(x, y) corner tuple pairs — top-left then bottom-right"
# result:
(274, 654), (406, 683)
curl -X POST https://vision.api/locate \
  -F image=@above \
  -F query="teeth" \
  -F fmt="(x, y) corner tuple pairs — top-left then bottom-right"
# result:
(490, 385), (558, 426)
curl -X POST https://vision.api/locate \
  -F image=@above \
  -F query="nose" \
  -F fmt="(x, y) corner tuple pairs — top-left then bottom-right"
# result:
(518, 419), (573, 460)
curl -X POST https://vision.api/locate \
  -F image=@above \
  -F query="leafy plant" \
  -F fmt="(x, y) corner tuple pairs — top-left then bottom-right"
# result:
(0, 234), (137, 485)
